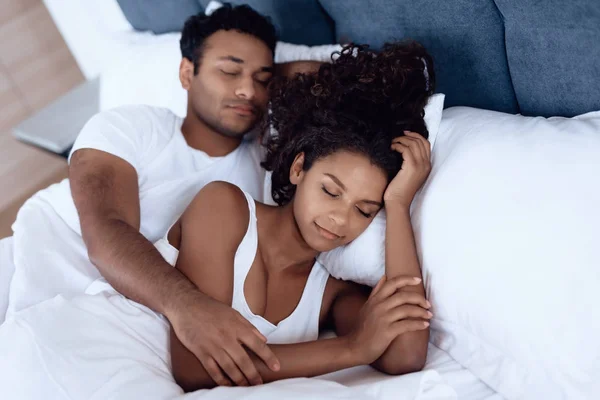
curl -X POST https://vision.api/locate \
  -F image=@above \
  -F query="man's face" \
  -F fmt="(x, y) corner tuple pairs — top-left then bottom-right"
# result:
(180, 30), (274, 138)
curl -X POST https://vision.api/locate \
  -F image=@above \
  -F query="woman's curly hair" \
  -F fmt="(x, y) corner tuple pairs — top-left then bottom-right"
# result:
(262, 41), (436, 205)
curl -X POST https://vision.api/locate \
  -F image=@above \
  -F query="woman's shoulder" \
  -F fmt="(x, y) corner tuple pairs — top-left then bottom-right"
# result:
(182, 181), (251, 246)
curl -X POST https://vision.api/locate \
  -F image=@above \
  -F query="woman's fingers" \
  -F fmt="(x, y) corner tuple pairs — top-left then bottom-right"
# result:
(369, 276), (387, 299)
(383, 290), (431, 310)
(391, 140), (416, 167)
(391, 319), (430, 336)
(404, 131), (429, 162)
(371, 275), (422, 303)
(386, 304), (433, 322)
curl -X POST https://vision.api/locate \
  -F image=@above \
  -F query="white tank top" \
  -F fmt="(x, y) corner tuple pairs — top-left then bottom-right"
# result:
(153, 189), (330, 344)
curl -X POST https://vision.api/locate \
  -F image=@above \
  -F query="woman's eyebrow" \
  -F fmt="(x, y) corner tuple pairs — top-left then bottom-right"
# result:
(324, 173), (383, 207)
(324, 173), (346, 190)
(362, 199), (383, 207)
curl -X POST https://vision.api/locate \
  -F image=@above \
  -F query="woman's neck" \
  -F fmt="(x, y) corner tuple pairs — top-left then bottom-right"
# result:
(256, 202), (318, 273)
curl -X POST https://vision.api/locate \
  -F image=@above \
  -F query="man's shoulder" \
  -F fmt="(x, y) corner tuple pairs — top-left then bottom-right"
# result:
(100, 104), (181, 126)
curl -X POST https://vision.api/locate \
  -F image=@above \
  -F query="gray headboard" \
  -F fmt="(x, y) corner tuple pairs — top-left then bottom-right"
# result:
(117, 0), (600, 118)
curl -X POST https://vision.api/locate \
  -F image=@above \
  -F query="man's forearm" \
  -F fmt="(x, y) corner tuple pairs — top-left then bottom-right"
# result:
(84, 217), (195, 316)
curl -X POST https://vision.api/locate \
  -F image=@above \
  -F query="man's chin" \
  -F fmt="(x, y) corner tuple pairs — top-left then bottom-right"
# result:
(219, 122), (257, 138)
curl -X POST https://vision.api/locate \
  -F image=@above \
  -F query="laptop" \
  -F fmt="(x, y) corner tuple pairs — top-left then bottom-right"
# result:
(12, 78), (99, 158)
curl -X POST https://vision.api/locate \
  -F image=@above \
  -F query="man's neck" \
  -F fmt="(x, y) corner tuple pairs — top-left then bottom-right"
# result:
(181, 113), (243, 158)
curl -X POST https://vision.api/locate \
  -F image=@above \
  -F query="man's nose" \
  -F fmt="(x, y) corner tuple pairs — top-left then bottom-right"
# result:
(234, 76), (256, 100)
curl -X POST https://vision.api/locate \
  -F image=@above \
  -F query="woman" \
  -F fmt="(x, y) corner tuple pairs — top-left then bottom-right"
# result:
(168, 42), (436, 390)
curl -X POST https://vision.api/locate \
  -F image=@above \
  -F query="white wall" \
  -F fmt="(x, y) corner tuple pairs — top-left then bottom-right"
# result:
(42, 0), (132, 79)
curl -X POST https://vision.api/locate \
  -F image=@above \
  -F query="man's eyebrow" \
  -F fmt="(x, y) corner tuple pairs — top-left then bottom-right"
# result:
(218, 55), (244, 63)
(218, 56), (273, 73)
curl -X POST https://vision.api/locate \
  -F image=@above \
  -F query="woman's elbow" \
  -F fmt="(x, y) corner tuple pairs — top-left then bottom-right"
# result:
(173, 369), (216, 392)
(374, 351), (427, 376)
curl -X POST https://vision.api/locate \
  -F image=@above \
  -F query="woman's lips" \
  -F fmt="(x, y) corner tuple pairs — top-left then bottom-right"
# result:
(314, 222), (341, 240)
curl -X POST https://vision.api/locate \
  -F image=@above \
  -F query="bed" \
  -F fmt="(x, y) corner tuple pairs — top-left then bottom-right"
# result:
(6, 1), (598, 399)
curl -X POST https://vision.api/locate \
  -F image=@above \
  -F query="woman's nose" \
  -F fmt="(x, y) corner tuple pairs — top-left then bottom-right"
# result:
(328, 206), (350, 228)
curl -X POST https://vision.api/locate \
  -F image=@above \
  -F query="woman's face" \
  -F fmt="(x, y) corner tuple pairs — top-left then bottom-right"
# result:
(290, 150), (388, 253)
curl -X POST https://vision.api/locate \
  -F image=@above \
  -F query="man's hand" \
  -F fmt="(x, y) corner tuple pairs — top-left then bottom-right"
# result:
(168, 289), (280, 387)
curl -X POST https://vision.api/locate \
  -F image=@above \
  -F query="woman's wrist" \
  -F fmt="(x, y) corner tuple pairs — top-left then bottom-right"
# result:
(383, 199), (412, 215)
(339, 334), (369, 366)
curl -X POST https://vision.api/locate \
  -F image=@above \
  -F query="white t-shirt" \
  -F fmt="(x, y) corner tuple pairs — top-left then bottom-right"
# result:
(43, 105), (266, 242)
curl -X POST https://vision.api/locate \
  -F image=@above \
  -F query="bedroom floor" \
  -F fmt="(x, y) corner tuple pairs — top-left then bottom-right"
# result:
(0, 0), (83, 238)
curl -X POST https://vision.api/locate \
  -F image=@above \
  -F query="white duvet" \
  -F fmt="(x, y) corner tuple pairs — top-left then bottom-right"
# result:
(0, 188), (457, 400)
(0, 288), (456, 400)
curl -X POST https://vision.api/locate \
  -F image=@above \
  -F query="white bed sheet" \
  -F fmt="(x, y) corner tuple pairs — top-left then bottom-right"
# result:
(0, 288), (457, 400)
(318, 342), (501, 400)
(1, 195), (499, 399)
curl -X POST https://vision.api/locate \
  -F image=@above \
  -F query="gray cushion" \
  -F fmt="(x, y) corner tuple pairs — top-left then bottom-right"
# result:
(198, 0), (335, 45)
(495, 0), (600, 117)
(116, 0), (202, 34)
(319, 0), (519, 113)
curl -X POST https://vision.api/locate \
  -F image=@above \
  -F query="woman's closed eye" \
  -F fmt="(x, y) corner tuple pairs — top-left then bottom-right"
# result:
(322, 186), (374, 218)
(321, 185), (339, 198)
(356, 207), (373, 218)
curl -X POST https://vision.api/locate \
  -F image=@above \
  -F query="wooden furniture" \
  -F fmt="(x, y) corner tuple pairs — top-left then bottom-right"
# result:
(0, 0), (84, 238)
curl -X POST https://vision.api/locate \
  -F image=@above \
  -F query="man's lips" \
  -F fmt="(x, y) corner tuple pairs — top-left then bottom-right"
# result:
(315, 222), (341, 240)
(228, 104), (255, 116)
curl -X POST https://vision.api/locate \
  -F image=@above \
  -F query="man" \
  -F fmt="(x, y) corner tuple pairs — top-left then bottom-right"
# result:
(1, 4), (287, 387)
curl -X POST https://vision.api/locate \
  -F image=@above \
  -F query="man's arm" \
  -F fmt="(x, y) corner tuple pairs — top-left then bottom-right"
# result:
(69, 149), (278, 387)
(70, 148), (191, 315)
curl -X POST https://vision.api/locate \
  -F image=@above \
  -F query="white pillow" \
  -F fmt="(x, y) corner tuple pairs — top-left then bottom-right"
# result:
(413, 107), (600, 399)
(315, 93), (445, 287)
(100, 32), (187, 115)
(99, 31), (342, 116)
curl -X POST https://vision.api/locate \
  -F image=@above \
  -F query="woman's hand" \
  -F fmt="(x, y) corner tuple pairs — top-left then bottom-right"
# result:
(384, 131), (432, 208)
(347, 276), (432, 365)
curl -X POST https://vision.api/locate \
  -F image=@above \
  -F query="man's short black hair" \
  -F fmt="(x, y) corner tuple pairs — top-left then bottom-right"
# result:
(180, 3), (277, 74)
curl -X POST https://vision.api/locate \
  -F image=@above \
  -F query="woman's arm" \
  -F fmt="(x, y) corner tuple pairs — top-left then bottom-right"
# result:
(377, 204), (429, 373)
(376, 131), (434, 374)
(328, 278), (431, 375)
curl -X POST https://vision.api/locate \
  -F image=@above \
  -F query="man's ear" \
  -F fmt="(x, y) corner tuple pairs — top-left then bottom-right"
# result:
(289, 153), (305, 185)
(179, 58), (194, 90)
